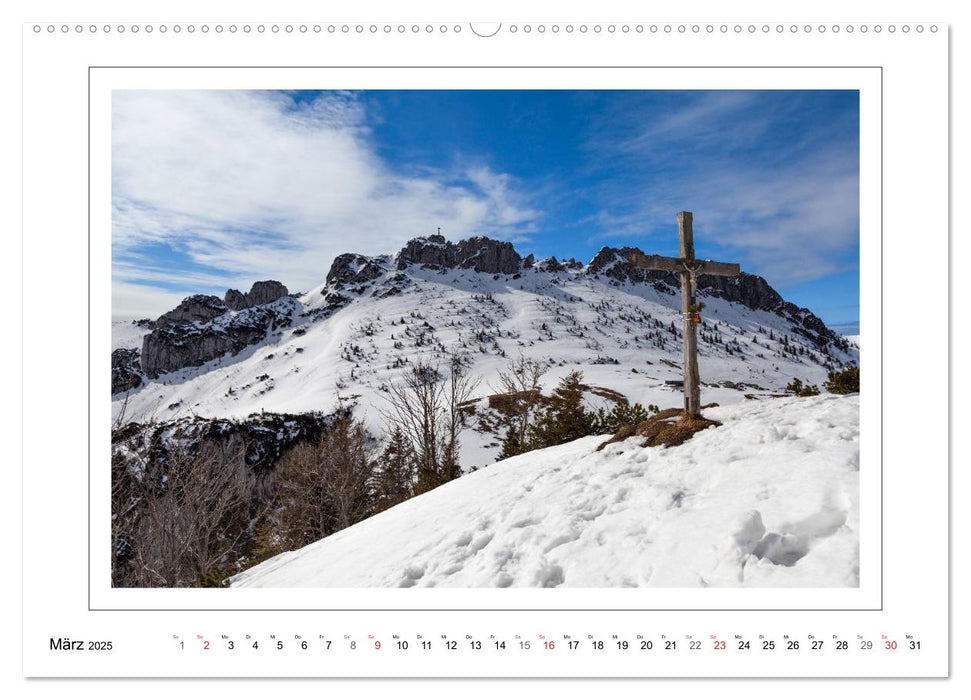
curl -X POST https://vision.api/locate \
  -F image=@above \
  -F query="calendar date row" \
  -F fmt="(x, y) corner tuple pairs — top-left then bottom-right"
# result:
(176, 635), (921, 653)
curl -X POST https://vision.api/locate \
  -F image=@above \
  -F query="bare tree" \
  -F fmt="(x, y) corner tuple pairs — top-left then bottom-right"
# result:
(320, 419), (375, 531)
(382, 355), (479, 494)
(441, 355), (479, 482)
(493, 354), (548, 451)
(114, 436), (253, 587)
(383, 360), (445, 490)
(272, 418), (376, 550)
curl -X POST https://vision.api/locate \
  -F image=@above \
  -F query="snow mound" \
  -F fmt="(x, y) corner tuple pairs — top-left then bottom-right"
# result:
(231, 394), (859, 588)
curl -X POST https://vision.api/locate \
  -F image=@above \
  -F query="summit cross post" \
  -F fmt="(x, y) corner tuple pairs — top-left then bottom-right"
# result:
(630, 212), (742, 417)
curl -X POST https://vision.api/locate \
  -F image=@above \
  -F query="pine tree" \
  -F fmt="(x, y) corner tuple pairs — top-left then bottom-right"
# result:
(825, 366), (860, 394)
(785, 377), (820, 397)
(497, 426), (525, 460)
(374, 427), (415, 513)
(593, 402), (658, 434)
(526, 371), (596, 450)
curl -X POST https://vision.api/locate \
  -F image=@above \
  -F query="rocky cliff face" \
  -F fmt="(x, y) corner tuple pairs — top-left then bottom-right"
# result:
(139, 282), (294, 379)
(224, 281), (289, 310)
(586, 246), (840, 348)
(111, 348), (142, 395)
(112, 408), (348, 474)
(157, 295), (229, 324)
(326, 253), (388, 289)
(395, 234), (522, 274)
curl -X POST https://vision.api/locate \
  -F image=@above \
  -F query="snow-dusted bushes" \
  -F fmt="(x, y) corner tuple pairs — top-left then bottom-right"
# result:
(268, 417), (377, 550)
(498, 371), (660, 460)
(786, 377), (821, 397)
(825, 366), (860, 394)
(111, 436), (253, 588)
(593, 402), (660, 435)
(111, 411), (394, 587)
(525, 371), (598, 451)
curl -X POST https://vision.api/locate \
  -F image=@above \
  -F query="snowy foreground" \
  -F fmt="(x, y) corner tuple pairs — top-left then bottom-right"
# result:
(231, 394), (859, 588)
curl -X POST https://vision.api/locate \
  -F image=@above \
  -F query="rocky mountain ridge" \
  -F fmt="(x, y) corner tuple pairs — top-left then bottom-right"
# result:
(112, 234), (857, 450)
(120, 281), (293, 386)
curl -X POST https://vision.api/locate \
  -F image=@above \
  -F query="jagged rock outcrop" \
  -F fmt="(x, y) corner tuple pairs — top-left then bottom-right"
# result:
(112, 408), (350, 473)
(396, 234), (522, 274)
(224, 288), (249, 311)
(157, 295), (228, 324)
(535, 256), (565, 272)
(587, 246), (839, 348)
(140, 297), (296, 379)
(111, 348), (143, 395)
(246, 280), (289, 306)
(326, 254), (387, 289)
(224, 281), (289, 310)
(395, 234), (452, 269)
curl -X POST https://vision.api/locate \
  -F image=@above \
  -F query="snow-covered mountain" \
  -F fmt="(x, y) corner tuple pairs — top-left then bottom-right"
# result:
(230, 394), (859, 588)
(112, 234), (858, 470)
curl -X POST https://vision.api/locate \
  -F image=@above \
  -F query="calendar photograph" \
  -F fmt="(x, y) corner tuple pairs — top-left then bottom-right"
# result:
(108, 88), (861, 590)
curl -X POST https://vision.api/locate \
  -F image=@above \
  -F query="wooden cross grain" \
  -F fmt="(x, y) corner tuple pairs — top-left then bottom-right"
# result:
(631, 212), (741, 417)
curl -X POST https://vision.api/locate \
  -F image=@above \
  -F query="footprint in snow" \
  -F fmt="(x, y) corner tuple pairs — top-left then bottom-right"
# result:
(468, 532), (494, 553)
(533, 562), (565, 588)
(398, 565), (425, 588)
(495, 572), (514, 588)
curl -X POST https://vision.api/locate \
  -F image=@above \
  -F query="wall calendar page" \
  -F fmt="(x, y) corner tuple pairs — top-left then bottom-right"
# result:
(14, 0), (960, 695)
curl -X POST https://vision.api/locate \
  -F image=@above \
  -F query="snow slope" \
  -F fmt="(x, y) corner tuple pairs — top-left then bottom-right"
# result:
(113, 262), (857, 469)
(111, 320), (151, 351)
(231, 394), (859, 588)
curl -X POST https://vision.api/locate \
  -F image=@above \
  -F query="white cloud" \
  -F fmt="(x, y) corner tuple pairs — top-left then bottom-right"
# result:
(112, 91), (540, 316)
(111, 281), (191, 321)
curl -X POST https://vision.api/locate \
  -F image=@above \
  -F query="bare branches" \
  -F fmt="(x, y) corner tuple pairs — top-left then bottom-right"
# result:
(272, 418), (376, 549)
(442, 355), (479, 482)
(494, 355), (548, 447)
(381, 355), (479, 493)
(112, 436), (253, 587)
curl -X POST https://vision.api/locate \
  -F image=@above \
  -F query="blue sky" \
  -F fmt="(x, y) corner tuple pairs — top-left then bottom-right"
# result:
(112, 89), (859, 329)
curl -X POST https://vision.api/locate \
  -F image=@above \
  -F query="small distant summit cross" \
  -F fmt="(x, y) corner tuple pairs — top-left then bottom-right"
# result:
(630, 212), (741, 417)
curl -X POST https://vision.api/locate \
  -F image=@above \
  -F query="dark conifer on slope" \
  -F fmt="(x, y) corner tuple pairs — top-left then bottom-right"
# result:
(374, 426), (416, 513)
(526, 371), (597, 450)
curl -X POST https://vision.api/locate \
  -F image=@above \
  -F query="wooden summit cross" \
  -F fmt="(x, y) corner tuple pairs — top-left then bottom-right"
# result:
(630, 212), (741, 418)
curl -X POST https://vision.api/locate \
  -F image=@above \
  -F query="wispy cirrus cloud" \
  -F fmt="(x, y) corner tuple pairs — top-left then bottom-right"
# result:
(581, 91), (859, 286)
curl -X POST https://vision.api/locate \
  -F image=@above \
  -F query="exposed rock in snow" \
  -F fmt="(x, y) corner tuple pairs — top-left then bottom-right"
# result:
(224, 288), (249, 311)
(326, 253), (388, 289)
(395, 234), (522, 274)
(139, 296), (298, 379)
(245, 280), (289, 307)
(156, 294), (228, 324)
(225, 280), (290, 310)
(587, 246), (840, 349)
(111, 347), (142, 395)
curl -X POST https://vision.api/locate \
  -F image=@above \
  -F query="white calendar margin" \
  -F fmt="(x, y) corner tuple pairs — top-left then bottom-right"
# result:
(20, 19), (948, 678)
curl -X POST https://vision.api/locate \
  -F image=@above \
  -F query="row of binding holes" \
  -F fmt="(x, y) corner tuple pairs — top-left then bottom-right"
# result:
(33, 23), (939, 34)
(32, 24), (464, 34)
(507, 24), (937, 34)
